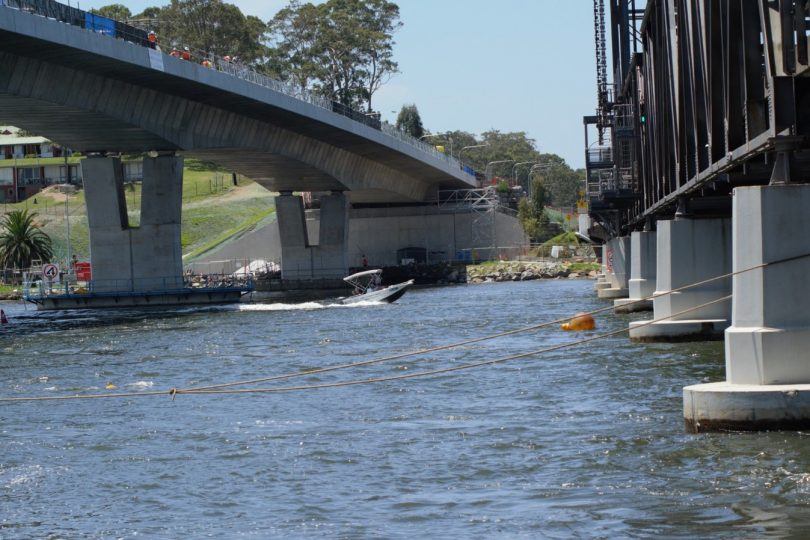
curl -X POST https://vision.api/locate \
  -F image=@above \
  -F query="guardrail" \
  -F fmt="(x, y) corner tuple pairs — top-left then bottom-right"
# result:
(1, 0), (473, 178)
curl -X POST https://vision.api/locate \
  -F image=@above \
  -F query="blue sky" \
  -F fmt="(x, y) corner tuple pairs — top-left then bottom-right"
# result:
(78, 0), (597, 169)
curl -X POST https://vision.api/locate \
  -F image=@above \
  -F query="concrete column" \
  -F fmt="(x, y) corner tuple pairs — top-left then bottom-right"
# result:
(83, 155), (184, 293)
(276, 191), (348, 279)
(684, 185), (810, 432)
(629, 217), (731, 341)
(314, 192), (349, 277)
(614, 230), (656, 313)
(597, 236), (630, 299)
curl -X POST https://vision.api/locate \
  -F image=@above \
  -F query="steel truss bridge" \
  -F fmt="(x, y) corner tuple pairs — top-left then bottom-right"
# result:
(585, 0), (810, 238)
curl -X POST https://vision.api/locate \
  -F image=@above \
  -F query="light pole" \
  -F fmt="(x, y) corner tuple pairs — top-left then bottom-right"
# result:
(528, 162), (552, 199)
(511, 161), (538, 189)
(419, 133), (453, 157)
(458, 143), (489, 170)
(484, 160), (515, 187)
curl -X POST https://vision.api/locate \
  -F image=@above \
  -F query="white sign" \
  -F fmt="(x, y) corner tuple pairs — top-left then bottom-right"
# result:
(149, 49), (164, 72)
(42, 263), (59, 281)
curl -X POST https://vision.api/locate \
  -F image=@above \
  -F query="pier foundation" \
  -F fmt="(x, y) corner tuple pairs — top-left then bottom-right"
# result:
(276, 191), (349, 279)
(685, 185), (810, 432)
(597, 236), (630, 299)
(615, 230), (656, 313)
(629, 217), (731, 341)
(83, 154), (184, 293)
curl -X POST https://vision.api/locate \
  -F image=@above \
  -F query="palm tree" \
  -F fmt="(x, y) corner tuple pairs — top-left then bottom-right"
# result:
(0, 209), (53, 272)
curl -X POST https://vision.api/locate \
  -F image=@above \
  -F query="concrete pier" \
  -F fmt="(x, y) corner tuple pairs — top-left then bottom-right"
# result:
(629, 217), (731, 342)
(614, 230), (656, 313)
(597, 236), (630, 299)
(276, 191), (349, 279)
(83, 154), (184, 293)
(685, 185), (810, 432)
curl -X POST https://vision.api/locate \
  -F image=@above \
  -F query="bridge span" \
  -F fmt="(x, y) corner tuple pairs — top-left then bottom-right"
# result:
(586, 0), (810, 432)
(0, 0), (485, 293)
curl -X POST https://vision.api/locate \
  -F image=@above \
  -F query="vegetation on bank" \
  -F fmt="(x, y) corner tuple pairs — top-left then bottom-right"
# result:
(1, 159), (276, 266)
(466, 260), (600, 280)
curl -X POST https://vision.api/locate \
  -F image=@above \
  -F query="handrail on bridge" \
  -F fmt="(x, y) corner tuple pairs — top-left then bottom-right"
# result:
(1, 0), (476, 180)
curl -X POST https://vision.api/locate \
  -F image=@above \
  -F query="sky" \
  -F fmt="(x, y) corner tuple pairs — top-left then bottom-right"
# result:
(76, 0), (597, 169)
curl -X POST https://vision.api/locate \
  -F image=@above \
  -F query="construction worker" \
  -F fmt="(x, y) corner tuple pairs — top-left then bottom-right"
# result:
(170, 47), (180, 58)
(181, 47), (191, 61)
(201, 58), (212, 68)
(147, 30), (157, 49)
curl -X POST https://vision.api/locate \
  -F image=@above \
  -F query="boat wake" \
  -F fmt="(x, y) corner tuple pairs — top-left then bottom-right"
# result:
(237, 299), (386, 312)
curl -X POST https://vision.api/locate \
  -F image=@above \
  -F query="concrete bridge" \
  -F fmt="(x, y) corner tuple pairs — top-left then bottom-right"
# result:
(586, 0), (810, 432)
(0, 0), (479, 290)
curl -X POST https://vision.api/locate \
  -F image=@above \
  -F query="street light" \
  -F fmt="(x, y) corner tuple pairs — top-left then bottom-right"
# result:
(419, 133), (453, 156)
(511, 161), (539, 189)
(528, 162), (552, 199)
(459, 143), (489, 169)
(484, 159), (515, 187)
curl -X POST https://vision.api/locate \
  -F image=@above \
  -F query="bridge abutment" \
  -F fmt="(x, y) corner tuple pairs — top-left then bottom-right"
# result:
(629, 217), (731, 342)
(684, 185), (810, 432)
(597, 236), (630, 299)
(276, 191), (349, 279)
(614, 230), (656, 313)
(83, 154), (184, 293)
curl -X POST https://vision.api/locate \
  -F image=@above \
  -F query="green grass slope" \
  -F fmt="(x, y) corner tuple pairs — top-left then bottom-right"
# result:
(4, 159), (276, 266)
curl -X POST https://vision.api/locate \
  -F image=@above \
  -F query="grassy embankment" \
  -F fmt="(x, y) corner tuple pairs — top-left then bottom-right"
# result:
(1, 158), (277, 266)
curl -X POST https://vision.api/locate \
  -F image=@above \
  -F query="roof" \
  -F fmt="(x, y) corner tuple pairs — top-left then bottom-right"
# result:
(0, 135), (51, 145)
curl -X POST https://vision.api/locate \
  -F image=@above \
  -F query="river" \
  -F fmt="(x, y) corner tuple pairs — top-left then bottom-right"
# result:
(1, 279), (809, 538)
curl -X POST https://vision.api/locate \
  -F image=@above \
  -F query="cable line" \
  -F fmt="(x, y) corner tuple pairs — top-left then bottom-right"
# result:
(1, 251), (807, 404)
(180, 251), (805, 393)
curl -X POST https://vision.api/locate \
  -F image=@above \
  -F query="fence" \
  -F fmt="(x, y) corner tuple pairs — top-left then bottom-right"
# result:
(22, 271), (254, 301)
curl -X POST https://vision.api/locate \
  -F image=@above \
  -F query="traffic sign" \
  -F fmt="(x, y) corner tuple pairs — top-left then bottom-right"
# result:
(42, 263), (59, 281)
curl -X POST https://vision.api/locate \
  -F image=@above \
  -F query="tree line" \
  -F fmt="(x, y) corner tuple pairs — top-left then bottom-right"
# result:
(91, 0), (584, 241)
(92, 0), (399, 112)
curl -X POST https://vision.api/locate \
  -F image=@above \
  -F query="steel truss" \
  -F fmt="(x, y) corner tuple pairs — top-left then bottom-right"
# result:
(585, 0), (810, 236)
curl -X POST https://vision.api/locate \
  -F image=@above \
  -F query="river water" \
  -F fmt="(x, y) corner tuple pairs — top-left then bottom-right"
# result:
(1, 279), (809, 538)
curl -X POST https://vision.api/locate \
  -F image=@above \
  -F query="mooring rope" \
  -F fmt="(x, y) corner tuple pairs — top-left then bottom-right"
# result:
(179, 251), (801, 393)
(0, 251), (806, 403)
(0, 295), (730, 402)
(168, 295), (732, 397)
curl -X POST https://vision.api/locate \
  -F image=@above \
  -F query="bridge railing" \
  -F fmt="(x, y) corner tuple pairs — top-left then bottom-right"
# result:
(1, 0), (470, 177)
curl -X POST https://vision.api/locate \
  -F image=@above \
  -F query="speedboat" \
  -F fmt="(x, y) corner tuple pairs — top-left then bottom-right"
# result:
(341, 269), (414, 305)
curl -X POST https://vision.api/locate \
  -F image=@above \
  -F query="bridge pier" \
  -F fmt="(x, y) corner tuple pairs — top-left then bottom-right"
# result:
(597, 236), (630, 299)
(629, 218), (731, 342)
(614, 230), (656, 313)
(684, 185), (810, 432)
(83, 154), (184, 293)
(276, 191), (349, 280)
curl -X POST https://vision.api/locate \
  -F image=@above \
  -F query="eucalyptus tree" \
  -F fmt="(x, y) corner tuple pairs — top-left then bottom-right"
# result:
(130, 0), (267, 63)
(395, 104), (424, 138)
(89, 4), (132, 21)
(267, 0), (401, 111)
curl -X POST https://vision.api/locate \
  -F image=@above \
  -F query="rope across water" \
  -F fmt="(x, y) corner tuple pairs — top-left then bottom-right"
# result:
(1, 252), (805, 403)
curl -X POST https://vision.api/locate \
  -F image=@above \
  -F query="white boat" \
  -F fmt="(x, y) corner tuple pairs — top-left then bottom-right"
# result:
(341, 269), (414, 305)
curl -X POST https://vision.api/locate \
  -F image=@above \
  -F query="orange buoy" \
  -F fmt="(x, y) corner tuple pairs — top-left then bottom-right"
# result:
(561, 312), (595, 331)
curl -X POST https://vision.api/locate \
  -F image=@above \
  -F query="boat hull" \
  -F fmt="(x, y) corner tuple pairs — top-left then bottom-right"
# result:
(341, 280), (414, 305)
